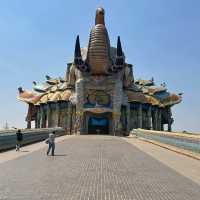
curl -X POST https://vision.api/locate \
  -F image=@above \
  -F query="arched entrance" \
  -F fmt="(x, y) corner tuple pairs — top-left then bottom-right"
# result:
(84, 111), (112, 134)
(88, 116), (109, 134)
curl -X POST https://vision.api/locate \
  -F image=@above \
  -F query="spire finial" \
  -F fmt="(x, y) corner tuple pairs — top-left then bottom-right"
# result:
(117, 36), (123, 57)
(115, 36), (124, 66)
(74, 35), (89, 72)
(95, 7), (105, 25)
(74, 35), (81, 58)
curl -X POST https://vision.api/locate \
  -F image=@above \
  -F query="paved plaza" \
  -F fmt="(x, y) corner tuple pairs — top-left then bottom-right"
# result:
(0, 135), (200, 200)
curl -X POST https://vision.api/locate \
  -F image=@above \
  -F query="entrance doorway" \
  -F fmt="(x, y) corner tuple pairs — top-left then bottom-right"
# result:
(88, 116), (109, 134)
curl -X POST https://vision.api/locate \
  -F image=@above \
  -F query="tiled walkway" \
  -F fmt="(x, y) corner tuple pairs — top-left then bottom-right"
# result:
(0, 135), (200, 200)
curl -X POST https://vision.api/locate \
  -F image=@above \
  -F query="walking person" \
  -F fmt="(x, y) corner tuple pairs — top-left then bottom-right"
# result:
(16, 129), (23, 151)
(46, 131), (56, 156)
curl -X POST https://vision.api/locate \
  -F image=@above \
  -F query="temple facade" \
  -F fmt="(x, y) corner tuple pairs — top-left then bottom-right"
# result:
(18, 7), (182, 135)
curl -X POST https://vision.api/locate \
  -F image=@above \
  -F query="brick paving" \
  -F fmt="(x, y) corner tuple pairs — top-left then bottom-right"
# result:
(0, 135), (200, 200)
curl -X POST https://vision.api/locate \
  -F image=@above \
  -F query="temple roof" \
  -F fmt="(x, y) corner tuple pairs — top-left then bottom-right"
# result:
(18, 76), (74, 105)
(126, 91), (161, 106)
(135, 79), (154, 86)
(130, 79), (182, 107)
(18, 75), (182, 107)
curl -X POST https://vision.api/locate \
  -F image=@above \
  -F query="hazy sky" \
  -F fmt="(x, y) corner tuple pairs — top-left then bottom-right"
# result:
(0, 0), (199, 132)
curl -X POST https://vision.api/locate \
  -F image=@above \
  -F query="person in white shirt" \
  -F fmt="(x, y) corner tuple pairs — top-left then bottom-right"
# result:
(46, 131), (55, 156)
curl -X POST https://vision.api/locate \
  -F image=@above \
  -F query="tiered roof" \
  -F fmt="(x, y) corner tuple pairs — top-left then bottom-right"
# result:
(18, 75), (182, 108)
(18, 76), (74, 105)
(127, 78), (182, 107)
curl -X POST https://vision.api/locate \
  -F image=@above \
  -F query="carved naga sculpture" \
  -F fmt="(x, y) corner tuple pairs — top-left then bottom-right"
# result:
(74, 7), (125, 75)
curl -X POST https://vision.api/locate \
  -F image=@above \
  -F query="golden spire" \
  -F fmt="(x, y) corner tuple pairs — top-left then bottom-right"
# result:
(95, 7), (105, 25)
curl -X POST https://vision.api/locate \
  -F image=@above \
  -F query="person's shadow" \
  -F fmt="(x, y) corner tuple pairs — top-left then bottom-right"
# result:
(53, 154), (67, 156)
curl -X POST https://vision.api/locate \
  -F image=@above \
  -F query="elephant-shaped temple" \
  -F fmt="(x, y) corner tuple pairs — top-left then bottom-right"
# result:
(17, 7), (182, 135)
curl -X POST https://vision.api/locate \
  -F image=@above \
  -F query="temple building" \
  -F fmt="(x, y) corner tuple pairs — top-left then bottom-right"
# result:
(18, 7), (182, 135)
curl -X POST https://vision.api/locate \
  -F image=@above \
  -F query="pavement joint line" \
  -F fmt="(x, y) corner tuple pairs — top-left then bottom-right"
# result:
(0, 135), (74, 164)
(127, 135), (200, 161)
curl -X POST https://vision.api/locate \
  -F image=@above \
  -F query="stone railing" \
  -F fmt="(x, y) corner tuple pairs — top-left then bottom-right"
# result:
(0, 128), (65, 152)
(131, 129), (200, 153)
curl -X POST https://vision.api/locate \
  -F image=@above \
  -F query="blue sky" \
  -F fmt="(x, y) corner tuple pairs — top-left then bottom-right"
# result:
(0, 0), (199, 132)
